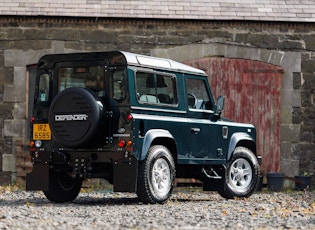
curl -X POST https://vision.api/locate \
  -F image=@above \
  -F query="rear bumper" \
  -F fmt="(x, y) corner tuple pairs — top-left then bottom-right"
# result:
(26, 150), (139, 192)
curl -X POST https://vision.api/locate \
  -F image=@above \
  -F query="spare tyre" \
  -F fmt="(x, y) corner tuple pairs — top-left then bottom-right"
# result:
(48, 87), (107, 148)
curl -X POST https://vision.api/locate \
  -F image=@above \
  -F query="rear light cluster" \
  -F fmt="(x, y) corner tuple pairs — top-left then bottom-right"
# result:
(118, 113), (133, 148)
(29, 140), (42, 149)
(30, 116), (36, 151)
(118, 140), (133, 148)
(29, 116), (43, 150)
(29, 140), (42, 147)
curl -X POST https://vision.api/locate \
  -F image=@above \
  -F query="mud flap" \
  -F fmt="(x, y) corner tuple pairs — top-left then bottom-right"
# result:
(113, 157), (138, 192)
(26, 163), (49, 191)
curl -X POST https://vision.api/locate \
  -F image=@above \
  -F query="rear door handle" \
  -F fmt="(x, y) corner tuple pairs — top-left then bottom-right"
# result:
(191, 128), (200, 134)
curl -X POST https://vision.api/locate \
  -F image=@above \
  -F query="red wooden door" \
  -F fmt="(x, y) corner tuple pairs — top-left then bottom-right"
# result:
(185, 58), (283, 172)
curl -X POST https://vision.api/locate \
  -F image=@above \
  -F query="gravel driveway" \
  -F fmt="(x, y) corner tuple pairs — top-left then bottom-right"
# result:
(0, 188), (314, 229)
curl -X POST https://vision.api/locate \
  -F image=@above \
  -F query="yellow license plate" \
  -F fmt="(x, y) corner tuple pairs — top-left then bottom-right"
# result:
(33, 124), (51, 140)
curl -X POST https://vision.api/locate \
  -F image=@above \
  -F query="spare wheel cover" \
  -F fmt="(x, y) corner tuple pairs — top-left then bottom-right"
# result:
(49, 87), (106, 148)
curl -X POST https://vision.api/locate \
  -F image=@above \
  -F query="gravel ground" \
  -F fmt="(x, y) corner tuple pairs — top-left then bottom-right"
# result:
(0, 188), (314, 230)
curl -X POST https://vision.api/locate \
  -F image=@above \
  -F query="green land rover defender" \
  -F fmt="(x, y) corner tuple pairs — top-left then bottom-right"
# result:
(27, 51), (261, 204)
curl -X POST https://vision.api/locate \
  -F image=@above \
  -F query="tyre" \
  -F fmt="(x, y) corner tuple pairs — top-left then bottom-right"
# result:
(43, 170), (82, 203)
(137, 145), (175, 204)
(218, 147), (260, 199)
(48, 87), (107, 148)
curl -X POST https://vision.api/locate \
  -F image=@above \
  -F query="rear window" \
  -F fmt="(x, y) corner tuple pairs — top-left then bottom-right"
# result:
(58, 66), (104, 96)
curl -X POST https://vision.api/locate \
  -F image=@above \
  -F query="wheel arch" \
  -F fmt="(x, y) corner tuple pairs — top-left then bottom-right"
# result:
(227, 132), (256, 161)
(140, 129), (177, 162)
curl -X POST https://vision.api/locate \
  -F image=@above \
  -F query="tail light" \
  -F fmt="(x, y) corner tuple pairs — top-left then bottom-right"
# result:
(126, 141), (133, 147)
(118, 140), (133, 148)
(118, 140), (126, 148)
(30, 116), (35, 123)
(127, 114), (133, 121)
(29, 141), (36, 152)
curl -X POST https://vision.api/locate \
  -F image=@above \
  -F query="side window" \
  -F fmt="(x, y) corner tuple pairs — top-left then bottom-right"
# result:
(136, 71), (177, 105)
(186, 78), (213, 110)
(38, 73), (50, 102)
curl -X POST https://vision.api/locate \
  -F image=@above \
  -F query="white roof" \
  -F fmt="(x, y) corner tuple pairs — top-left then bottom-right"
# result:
(122, 51), (206, 76)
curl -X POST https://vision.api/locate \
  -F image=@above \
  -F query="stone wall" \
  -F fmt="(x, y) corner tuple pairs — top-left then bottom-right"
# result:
(0, 17), (314, 187)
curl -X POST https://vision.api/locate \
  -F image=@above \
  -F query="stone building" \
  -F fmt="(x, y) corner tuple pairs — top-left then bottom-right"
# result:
(0, 0), (314, 187)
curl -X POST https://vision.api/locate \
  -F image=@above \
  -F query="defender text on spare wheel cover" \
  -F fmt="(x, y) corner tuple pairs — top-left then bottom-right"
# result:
(26, 51), (261, 204)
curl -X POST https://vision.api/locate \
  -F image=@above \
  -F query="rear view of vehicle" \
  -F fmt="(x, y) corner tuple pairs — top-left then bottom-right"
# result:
(27, 52), (138, 203)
